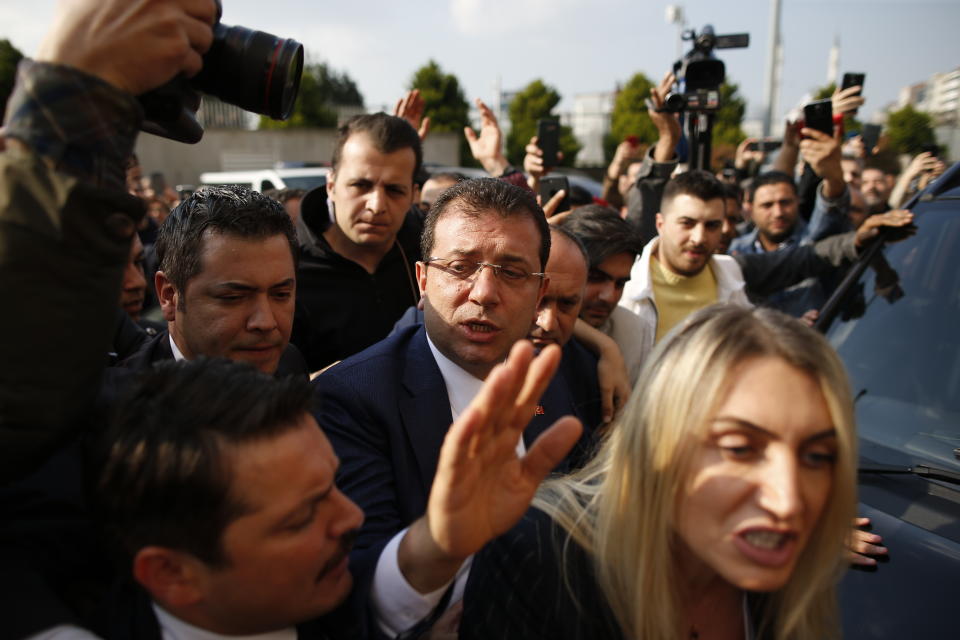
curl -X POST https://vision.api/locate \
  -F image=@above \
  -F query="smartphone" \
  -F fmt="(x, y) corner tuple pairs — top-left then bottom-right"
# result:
(625, 135), (640, 148)
(537, 119), (560, 168)
(803, 100), (834, 136)
(841, 72), (866, 92)
(920, 143), (939, 157)
(861, 124), (881, 155)
(746, 138), (783, 153)
(539, 176), (570, 213)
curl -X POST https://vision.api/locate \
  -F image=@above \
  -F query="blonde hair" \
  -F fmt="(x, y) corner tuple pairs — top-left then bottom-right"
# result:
(534, 305), (857, 640)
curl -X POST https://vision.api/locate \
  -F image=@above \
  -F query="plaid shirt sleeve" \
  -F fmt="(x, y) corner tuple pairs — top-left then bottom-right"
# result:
(3, 60), (143, 191)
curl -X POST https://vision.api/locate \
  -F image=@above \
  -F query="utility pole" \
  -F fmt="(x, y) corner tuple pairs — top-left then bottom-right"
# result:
(762, 0), (782, 137)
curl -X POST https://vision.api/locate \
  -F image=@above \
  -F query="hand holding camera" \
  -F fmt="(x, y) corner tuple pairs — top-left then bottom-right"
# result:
(36, 0), (217, 96)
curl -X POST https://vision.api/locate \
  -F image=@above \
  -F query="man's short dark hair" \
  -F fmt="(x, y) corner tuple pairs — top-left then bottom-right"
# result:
(549, 224), (589, 270)
(427, 171), (467, 183)
(720, 181), (743, 204)
(331, 113), (422, 183)
(661, 170), (728, 212)
(746, 171), (798, 204)
(421, 178), (551, 270)
(156, 185), (298, 296)
(95, 358), (313, 567)
(558, 204), (640, 268)
(569, 184), (594, 207)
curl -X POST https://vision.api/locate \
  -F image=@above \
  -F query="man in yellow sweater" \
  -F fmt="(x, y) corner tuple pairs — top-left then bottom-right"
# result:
(620, 171), (752, 357)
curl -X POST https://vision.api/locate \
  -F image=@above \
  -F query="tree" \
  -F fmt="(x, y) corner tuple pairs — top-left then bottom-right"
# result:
(604, 74), (747, 165)
(604, 72), (656, 163)
(505, 79), (580, 167)
(260, 62), (363, 129)
(408, 60), (471, 164)
(712, 81), (747, 147)
(885, 104), (937, 155)
(0, 39), (24, 115)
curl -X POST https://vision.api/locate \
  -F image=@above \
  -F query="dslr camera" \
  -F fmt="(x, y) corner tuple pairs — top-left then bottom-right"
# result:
(139, 1), (304, 143)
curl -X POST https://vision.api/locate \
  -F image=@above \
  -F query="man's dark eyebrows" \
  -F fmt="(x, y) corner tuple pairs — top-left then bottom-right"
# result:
(712, 416), (836, 442)
(213, 282), (257, 293)
(269, 278), (296, 289)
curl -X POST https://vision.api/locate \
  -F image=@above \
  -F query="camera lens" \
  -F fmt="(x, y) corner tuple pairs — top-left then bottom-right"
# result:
(193, 23), (304, 120)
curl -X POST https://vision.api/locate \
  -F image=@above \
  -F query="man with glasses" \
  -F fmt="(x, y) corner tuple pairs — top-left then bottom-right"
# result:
(313, 178), (594, 637)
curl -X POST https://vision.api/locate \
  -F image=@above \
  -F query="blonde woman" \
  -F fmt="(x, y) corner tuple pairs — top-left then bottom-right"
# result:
(460, 305), (858, 640)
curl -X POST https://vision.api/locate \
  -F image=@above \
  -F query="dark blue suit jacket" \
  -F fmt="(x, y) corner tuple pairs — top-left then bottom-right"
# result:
(312, 325), (597, 598)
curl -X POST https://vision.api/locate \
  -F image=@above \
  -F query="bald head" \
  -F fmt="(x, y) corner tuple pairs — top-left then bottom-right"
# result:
(529, 228), (589, 349)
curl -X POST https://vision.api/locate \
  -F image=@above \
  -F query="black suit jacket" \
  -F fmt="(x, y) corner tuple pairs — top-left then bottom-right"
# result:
(119, 329), (309, 377)
(313, 325), (598, 608)
(460, 507), (624, 640)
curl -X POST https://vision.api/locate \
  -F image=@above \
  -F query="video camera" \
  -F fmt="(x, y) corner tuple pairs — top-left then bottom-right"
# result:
(655, 25), (748, 171)
(139, 1), (304, 143)
(659, 25), (749, 114)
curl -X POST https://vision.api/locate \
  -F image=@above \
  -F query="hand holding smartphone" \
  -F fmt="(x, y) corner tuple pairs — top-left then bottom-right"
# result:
(539, 175), (570, 214)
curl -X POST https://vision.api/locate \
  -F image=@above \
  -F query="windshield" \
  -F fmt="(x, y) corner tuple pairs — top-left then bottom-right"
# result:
(281, 175), (326, 190)
(826, 201), (960, 472)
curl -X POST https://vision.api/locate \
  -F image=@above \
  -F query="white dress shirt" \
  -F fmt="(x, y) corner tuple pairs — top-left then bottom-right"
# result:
(153, 604), (297, 640)
(371, 334), (523, 636)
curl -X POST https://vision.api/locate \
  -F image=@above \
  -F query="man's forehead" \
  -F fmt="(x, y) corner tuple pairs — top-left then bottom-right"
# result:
(335, 132), (416, 180)
(434, 208), (540, 257)
(753, 182), (795, 200)
(225, 417), (334, 512)
(545, 271), (585, 299)
(664, 194), (725, 220)
(195, 230), (295, 280)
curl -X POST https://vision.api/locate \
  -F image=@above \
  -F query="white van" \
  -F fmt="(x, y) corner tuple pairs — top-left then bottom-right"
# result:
(198, 167), (329, 193)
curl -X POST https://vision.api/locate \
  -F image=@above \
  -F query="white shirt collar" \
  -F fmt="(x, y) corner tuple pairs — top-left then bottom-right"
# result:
(152, 603), (297, 640)
(425, 333), (484, 422)
(168, 333), (186, 362)
(424, 333), (526, 456)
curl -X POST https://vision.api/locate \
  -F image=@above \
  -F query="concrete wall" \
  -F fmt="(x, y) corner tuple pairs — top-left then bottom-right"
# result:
(134, 128), (460, 187)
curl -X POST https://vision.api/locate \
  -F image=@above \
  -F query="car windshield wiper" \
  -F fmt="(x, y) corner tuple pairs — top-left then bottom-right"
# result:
(859, 464), (960, 485)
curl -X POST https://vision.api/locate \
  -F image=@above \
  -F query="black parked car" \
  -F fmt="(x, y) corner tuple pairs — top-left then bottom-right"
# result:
(816, 162), (960, 638)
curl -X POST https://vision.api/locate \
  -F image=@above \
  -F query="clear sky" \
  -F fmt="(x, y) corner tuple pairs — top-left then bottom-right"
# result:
(3, 0), (958, 124)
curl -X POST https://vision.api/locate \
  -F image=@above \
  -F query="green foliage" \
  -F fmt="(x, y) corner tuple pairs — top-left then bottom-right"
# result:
(260, 62), (363, 129)
(886, 104), (936, 155)
(505, 79), (580, 167)
(602, 75), (747, 165)
(408, 60), (471, 164)
(712, 81), (747, 147)
(604, 72), (656, 163)
(0, 39), (24, 115)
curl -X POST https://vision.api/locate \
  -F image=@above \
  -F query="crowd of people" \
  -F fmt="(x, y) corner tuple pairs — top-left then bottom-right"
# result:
(1, 0), (944, 639)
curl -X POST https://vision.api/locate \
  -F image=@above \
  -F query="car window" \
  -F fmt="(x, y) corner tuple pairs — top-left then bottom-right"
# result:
(826, 202), (960, 472)
(281, 176), (326, 190)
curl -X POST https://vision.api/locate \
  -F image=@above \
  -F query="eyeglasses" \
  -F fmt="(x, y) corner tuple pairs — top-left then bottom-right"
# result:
(423, 257), (545, 286)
